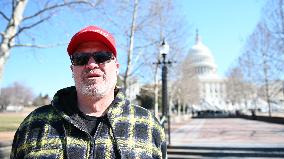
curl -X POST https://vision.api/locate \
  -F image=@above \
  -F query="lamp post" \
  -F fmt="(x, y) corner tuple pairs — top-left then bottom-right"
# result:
(159, 39), (171, 145)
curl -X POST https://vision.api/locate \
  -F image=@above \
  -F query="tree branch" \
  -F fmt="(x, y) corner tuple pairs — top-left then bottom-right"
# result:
(10, 16), (51, 41)
(12, 0), (16, 13)
(0, 11), (9, 21)
(23, 0), (98, 21)
(98, 5), (121, 30)
(12, 42), (66, 48)
(133, 40), (159, 50)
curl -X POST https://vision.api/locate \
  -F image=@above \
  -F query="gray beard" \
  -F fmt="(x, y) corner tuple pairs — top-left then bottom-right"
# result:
(73, 73), (117, 99)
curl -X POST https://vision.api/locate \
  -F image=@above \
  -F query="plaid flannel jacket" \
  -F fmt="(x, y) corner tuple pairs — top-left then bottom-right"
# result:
(10, 86), (166, 159)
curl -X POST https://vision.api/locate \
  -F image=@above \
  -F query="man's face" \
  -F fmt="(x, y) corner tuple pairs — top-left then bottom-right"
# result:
(71, 41), (119, 98)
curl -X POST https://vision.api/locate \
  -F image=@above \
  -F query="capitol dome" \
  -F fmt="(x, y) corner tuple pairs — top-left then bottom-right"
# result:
(186, 31), (218, 76)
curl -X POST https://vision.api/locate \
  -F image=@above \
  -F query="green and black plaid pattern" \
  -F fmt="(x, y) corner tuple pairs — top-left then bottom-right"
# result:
(10, 87), (166, 159)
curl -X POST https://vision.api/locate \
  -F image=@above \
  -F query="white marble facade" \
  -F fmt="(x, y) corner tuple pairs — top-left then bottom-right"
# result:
(186, 31), (228, 111)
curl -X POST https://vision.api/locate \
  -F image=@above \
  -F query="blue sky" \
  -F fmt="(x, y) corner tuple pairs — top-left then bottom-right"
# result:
(177, 0), (265, 75)
(1, 0), (266, 97)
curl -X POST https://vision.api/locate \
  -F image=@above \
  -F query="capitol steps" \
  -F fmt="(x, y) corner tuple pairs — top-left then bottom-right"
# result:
(167, 145), (284, 159)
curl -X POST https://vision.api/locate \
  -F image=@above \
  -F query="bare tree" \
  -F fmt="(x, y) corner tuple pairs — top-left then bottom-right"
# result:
(180, 61), (200, 105)
(0, 0), (102, 83)
(239, 21), (281, 116)
(0, 82), (34, 110)
(123, 0), (138, 90)
(225, 66), (256, 109)
(234, 0), (284, 115)
(171, 58), (200, 115)
(225, 67), (244, 106)
(98, 0), (189, 118)
(262, 0), (284, 73)
(99, 0), (188, 81)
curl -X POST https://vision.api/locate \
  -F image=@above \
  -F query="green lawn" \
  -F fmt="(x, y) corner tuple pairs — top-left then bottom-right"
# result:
(0, 115), (25, 132)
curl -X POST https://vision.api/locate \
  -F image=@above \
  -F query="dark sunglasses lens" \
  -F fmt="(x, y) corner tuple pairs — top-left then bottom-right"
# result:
(72, 52), (113, 66)
(72, 54), (89, 66)
(93, 52), (113, 63)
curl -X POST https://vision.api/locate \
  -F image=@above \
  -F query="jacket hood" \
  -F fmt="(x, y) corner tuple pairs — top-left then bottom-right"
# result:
(52, 86), (78, 116)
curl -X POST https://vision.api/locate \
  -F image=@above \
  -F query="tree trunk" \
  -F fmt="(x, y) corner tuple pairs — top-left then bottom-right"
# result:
(154, 63), (159, 118)
(263, 57), (271, 117)
(124, 0), (138, 92)
(0, 0), (29, 83)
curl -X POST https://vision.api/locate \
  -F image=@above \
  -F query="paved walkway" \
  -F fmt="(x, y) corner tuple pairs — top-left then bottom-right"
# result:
(170, 118), (284, 147)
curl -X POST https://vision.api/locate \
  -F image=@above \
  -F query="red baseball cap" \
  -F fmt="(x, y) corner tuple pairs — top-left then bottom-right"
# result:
(67, 25), (117, 57)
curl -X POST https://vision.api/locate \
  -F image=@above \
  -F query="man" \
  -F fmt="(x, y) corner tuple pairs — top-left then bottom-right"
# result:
(10, 25), (166, 159)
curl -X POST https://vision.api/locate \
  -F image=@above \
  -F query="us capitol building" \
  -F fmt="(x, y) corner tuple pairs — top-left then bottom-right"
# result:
(183, 31), (229, 111)
(180, 31), (284, 115)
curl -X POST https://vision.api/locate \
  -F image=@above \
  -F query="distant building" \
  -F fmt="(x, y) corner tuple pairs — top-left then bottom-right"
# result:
(184, 31), (228, 111)
(183, 32), (284, 113)
(5, 105), (24, 112)
(118, 75), (141, 103)
(125, 77), (141, 103)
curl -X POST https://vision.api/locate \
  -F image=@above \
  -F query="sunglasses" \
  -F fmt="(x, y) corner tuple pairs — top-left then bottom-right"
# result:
(70, 51), (114, 66)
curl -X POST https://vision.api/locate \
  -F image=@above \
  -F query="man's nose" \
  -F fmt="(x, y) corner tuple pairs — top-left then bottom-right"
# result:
(86, 57), (99, 69)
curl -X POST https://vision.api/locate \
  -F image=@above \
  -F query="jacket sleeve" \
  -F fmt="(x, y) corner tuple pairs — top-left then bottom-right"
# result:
(10, 127), (25, 159)
(10, 108), (40, 159)
(161, 139), (167, 159)
(159, 125), (167, 159)
(153, 117), (167, 159)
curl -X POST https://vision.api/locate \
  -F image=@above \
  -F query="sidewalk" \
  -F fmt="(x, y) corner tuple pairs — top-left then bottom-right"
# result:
(170, 118), (284, 147)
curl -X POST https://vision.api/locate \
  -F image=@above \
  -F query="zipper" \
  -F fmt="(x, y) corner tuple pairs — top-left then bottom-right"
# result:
(90, 121), (103, 159)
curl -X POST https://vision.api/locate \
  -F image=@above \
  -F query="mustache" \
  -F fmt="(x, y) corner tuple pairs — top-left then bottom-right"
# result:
(82, 68), (100, 75)
(80, 68), (106, 80)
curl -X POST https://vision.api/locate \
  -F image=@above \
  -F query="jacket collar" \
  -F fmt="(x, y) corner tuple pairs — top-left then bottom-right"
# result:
(51, 86), (128, 124)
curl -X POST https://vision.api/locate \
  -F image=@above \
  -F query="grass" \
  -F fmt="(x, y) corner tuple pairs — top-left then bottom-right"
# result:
(0, 114), (25, 132)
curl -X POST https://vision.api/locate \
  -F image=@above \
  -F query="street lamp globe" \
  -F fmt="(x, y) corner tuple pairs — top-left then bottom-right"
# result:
(159, 39), (169, 56)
